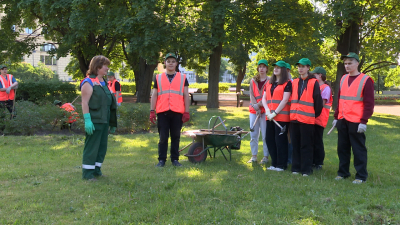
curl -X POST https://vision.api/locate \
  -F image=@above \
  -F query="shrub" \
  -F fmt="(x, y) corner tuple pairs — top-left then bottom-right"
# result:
(17, 80), (77, 104)
(116, 103), (151, 133)
(9, 62), (57, 82)
(189, 83), (229, 93)
(120, 82), (136, 94)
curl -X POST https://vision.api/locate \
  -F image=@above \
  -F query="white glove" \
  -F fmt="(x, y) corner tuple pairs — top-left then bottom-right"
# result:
(252, 103), (260, 111)
(332, 119), (337, 127)
(265, 108), (271, 115)
(6, 87), (11, 94)
(357, 123), (367, 133)
(256, 109), (261, 117)
(267, 112), (277, 121)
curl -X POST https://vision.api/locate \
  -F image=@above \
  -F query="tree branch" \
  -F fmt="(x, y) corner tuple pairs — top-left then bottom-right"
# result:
(362, 62), (398, 74)
(360, 4), (397, 42)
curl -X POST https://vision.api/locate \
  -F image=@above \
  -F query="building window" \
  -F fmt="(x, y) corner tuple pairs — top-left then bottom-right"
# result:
(40, 55), (57, 65)
(40, 44), (55, 52)
(25, 28), (33, 34)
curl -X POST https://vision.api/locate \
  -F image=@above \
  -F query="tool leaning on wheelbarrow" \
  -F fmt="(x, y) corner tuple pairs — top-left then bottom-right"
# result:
(180, 116), (250, 163)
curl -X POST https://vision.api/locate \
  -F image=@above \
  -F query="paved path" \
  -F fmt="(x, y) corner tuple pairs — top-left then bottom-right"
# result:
(373, 105), (400, 116)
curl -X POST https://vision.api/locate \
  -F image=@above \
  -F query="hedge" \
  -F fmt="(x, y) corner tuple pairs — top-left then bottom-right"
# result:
(17, 80), (78, 104)
(189, 83), (250, 93)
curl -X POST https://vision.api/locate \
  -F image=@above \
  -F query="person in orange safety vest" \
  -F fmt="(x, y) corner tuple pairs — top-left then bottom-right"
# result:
(107, 71), (122, 106)
(332, 52), (374, 184)
(54, 100), (79, 128)
(0, 65), (18, 118)
(150, 53), (190, 167)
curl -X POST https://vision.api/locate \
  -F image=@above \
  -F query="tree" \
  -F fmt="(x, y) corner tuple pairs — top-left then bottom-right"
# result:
(9, 62), (56, 81)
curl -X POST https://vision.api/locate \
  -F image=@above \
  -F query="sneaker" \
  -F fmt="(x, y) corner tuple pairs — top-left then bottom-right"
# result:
(352, 179), (365, 184)
(267, 166), (276, 171)
(335, 176), (344, 180)
(247, 158), (257, 163)
(260, 157), (269, 164)
(302, 174), (309, 177)
(156, 160), (165, 167)
(292, 172), (299, 175)
(274, 167), (284, 172)
(172, 160), (182, 167)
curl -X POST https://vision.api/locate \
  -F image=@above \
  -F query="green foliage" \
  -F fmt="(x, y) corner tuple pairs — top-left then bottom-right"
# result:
(17, 80), (77, 104)
(384, 66), (400, 88)
(189, 83), (230, 93)
(9, 62), (57, 82)
(116, 103), (151, 133)
(120, 82), (136, 94)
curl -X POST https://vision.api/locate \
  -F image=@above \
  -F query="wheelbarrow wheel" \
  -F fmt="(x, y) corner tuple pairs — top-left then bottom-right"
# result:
(187, 142), (207, 163)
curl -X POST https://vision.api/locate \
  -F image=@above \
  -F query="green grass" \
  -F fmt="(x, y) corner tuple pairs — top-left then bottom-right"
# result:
(1, 106), (399, 224)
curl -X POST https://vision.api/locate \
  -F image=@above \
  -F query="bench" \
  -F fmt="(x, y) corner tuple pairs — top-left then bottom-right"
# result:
(382, 91), (400, 95)
(190, 93), (243, 107)
(242, 90), (250, 96)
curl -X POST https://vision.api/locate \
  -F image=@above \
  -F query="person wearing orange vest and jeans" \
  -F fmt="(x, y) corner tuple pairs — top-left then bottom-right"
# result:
(262, 60), (292, 171)
(0, 65), (18, 117)
(80, 55), (117, 180)
(247, 59), (270, 164)
(54, 100), (79, 128)
(150, 53), (190, 167)
(290, 58), (323, 176)
(310, 67), (332, 170)
(333, 52), (374, 184)
(107, 71), (122, 106)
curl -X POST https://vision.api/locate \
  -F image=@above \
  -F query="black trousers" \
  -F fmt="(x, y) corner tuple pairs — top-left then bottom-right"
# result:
(0, 100), (13, 114)
(266, 120), (289, 169)
(290, 122), (314, 175)
(313, 125), (325, 166)
(337, 119), (368, 181)
(157, 111), (183, 162)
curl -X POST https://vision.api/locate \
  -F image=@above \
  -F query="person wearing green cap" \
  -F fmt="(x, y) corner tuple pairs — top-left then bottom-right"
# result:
(150, 52), (190, 167)
(310, 66), (332, 170)
(53, 100), (79, 129)
(262, 60), (292, 171)
(247, 59), (270, 164)
(289, 58), (323, 176)
(80, 55), (117, 181)
(107, 71), (122, 106)
(285, 63), (292, 81)
(332, 52), (374, 184)
(0, 65), (18, 118)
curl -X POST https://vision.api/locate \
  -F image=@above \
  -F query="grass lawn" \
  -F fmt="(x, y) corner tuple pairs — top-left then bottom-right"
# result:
(1, 106), (399, 224)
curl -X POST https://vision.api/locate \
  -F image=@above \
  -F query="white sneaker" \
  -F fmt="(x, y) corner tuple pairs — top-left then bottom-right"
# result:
(292, 172), (299, 175)
(260, 157), (269, 164)
(274, 167), (284, 172)
(267, 166), (276, 170)
(302, 174), (309, 177)
(247, 158), (257, 163)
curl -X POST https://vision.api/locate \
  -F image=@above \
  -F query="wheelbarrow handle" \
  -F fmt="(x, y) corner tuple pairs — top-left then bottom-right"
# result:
(233, 130), (243, 136)
(201, 120), (226, 131)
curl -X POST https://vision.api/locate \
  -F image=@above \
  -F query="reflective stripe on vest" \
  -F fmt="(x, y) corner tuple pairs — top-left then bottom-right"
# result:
(107, 79), (123, 103)
(290, 78), (317, 124)
(249, 79), (266, 114)
(315, 84), (332, 128)
(338, 73), (370, 123)
(0, 74), (15, 101)
(156, 72), (185, 114)
(265, 80), (290, 122)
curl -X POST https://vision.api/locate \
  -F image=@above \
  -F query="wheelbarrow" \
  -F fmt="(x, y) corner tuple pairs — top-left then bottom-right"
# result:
(181, 116), (250, 163)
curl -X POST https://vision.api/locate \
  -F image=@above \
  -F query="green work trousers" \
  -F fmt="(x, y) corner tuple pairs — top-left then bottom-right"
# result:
(82, 122), (110, 179)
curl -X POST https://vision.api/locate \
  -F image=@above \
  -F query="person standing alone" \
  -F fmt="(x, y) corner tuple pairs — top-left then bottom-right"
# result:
(0, 65), (18, 118)
(107, 71), (123, 106)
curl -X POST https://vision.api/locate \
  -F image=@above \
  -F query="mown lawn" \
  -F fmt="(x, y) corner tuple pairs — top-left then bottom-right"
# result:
(1, 106), (399, 224)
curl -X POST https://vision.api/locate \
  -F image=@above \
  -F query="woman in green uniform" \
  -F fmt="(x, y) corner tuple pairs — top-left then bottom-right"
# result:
(80, 55), (117, 180)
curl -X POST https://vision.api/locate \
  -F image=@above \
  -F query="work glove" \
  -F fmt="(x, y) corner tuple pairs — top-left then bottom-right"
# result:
(252, 103), (260, 111)
(332, 119), (338, 128)
(83, 113), (95, 135)
(109, 127), (116, 133)
(264, 107), (271, 116)
(150, 111), (156, 124)
(6, 87), (11, 94)
(267, 112), (277, 121)
(357, 123), (367, 133)
(256, 109), (261, 117)
(182, 112), (190, 123)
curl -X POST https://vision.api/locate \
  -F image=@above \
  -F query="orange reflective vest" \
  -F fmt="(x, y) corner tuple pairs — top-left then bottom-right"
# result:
(61, 103), (79, 123)
(338, 73), (370, 123)
(315, 84), (332, 128)
(249, 79), (266, 114)
(156, 72), (186, 114)
(290, 78), (317, 124)
(265, 80), (291, 122)
(108, 79), (123, 103)
(0, 74), (15, 101)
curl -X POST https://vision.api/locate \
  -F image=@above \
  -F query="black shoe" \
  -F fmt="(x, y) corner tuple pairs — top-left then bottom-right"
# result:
(156, 160), (165, 167)
(314, 165), (323, 170)
(172, 160), (182, 167)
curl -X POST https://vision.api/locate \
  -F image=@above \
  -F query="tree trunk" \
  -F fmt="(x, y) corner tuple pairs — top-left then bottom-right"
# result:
(235, 64), (246, 93)
(207, 42), (223, 108)
(76, 50), (90, 77)
(136, 57), (157, 103)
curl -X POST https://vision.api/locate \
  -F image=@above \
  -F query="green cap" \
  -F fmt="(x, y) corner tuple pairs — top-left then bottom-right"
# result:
(165, 52), (177, 60)
(310, 67), (326, 76)
(341, 52), (359, 62)
(285, 63), (291, 70)
(257, 59), (268, 66)
(272, 60), (286, 68)
(295, 58), (312, 67)
(53, 100), (62, 105)
(107, 71), (115, 76)
(0, 65), (7, 69)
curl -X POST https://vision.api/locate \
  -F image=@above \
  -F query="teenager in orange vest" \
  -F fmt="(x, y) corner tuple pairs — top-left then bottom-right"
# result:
(290, 58), (323, 176)
(0, 65), (18, 115)
(247, 59), (269, 164)
(333, 52), (374, 184)
(54, 100), (79, 125)
(150, 53), (190, 167)
(262, 60), (292, 171)
(310, 67), (332, 170)
(107, 71), (122, 106)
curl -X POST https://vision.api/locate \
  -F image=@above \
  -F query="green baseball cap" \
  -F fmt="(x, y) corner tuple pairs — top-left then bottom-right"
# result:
(107, 71), (115, 76)
(295, 58), (312, 67)
(0, 65), (7, 69)
(272, 60), (286, 68)
(310, 67), (326, 76)
(285, 63), (291, 70)
(165, 52), (177, 60)
(257, 59), (268, 66)
(53, 100), (62, 105)
(341, 52), (359, 62)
